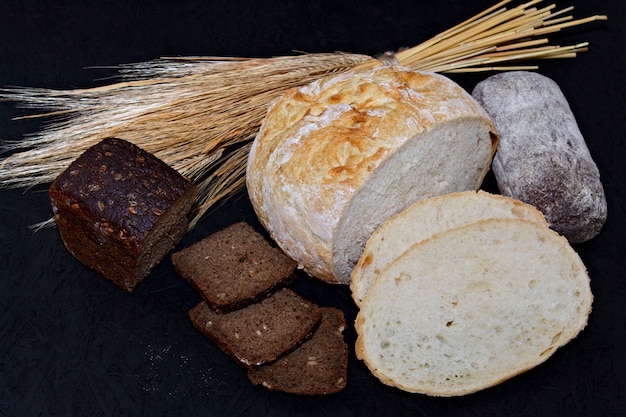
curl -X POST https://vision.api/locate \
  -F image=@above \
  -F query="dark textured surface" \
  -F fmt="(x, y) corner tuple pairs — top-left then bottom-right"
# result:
(48, 137), (196, 292)
(172, 222), (296, 313)
(189, 288), (321, 369)
(50, 137), (195, 244)
(1, 0), (624, 416)
(247, 307), (348, 396)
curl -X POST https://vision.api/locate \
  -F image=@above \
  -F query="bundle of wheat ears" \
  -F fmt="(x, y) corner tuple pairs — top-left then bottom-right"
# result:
(0, 0), (607, 229)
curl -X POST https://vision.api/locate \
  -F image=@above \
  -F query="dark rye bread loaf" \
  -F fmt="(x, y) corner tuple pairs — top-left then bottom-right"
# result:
(188, 288), (322, 368)
(49, 137), (197, 292)
(472, 71), (607, 243)
(172, 222), (297, 312)
(247, 307), (348, 395)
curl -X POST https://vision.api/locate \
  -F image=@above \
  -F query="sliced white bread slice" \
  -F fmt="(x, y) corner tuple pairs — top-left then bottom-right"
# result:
(350, 191), (549, 306)
(355, 218), (592, 396)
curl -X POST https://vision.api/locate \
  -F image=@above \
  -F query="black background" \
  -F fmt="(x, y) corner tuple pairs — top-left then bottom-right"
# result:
(1, 1), (624, 416)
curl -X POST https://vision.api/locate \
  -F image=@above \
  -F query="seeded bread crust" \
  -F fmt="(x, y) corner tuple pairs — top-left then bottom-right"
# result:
(49, 137), (197, 292)
(247, 307), (348, 395)
(172, 222), (297, 313)
(189, 288), (322, 369)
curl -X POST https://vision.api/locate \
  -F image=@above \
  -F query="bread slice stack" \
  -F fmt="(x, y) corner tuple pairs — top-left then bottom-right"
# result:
(172, 222), (348, 395)
(352, 191), (592, 396)
(188, 287), (322, 368)
(351, 191), (549, 306)
(247, 307), (348, 395)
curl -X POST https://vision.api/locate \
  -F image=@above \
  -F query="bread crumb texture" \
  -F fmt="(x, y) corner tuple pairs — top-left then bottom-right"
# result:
(355, 218), (592, 396)
(350, 190), (548, 306)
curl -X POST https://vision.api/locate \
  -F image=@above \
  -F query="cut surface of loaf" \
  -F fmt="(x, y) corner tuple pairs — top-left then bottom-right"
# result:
(355, 218), (592, 396)
(247, 66), (497, 284)
(350, 190), (549, 306)
(49, 137), (197, 292)
(172, 222), (297, 313)
(189, 288), (321, 369)
(247, 307), (348, 395)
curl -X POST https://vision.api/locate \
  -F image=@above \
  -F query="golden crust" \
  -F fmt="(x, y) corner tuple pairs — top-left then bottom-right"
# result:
(247, 66), (496, 282)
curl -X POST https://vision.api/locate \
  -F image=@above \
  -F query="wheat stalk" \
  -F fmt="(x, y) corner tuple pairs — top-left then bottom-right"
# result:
(0, 0), (607, 228)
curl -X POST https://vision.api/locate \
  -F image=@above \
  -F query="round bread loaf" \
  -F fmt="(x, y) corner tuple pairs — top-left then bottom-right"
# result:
(355, 218), (592, 396)
(471, 71), (607, 243)
(246, 66), (497, 283)
(350, 190), (549, 306)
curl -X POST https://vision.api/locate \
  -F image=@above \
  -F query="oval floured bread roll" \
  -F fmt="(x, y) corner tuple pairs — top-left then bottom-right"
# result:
(355, 218), (592, 396)
(350, 190), (550, 306)
(471, 71), (607, 243)
(246, 66), (497, 283)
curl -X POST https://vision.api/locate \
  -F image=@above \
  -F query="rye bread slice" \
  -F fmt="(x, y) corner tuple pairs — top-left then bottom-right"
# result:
(247, 307), (348, 395)
(189, 288), (321, 369)
(173, 222), (297, 313)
